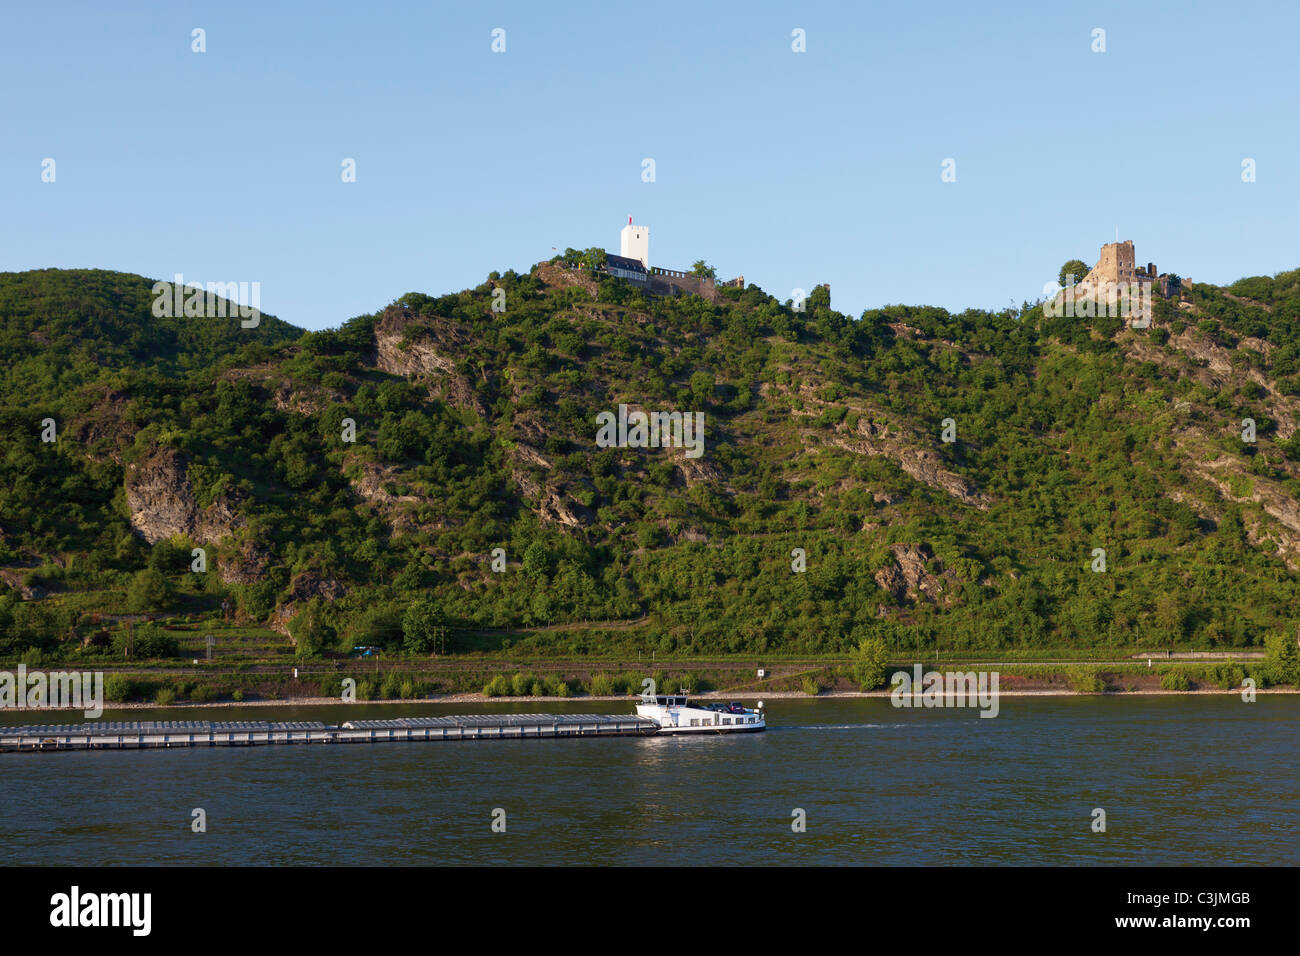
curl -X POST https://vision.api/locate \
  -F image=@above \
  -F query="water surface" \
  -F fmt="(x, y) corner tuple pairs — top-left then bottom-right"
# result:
(3, 696), (1295, 865)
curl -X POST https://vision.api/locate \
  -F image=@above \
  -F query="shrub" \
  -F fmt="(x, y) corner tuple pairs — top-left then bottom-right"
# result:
(1066, 667), (1104, 693)
(104, 674), (136, 702)
(1160, 670), (1191, 691)
(189, 684), (217, 703)
(851, 638), (889, 691)
(155, 686), (176, 706)
(1210, 664), (1245, 689)
(111, 623), (180, 660)
(319, 675), (344, 698)
(231, 689), (244, 702)
(127, 568), (172, 612)
(611, 674), (636, 695)
(1263, 634), (1300, 686)
(288, 598), (335, 659)
(589, 673), (615, 696)
(483, 675), (511, 697)
(801, 675), (821, 696)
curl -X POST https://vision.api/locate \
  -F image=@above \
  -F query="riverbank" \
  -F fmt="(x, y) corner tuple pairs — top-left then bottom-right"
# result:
(3, 684), (1296, 717)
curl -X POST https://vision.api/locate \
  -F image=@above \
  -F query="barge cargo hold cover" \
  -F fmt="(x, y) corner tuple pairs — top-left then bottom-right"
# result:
(0, 714), (660, 752)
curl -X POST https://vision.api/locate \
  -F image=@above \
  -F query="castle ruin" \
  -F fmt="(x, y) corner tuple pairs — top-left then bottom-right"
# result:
(1078, 240), (1183, 301)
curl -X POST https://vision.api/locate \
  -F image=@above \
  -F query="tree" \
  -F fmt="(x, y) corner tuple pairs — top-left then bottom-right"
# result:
(1264, 632), (1300, 686)
(851, 636), (890, 690)
(1059, 259), (1089, 286)
(126, 567), (171, 612)
(691, 260), (717, 280)
(112, 622), (178, 660)
(689, 370), (715, 405)
(289, 598), (335, 658)
(581, 248), (607, 271)
(402, 598), (448, 655)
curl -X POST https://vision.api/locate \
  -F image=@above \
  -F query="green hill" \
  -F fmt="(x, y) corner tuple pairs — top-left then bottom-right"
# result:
(4, 260), (1300, 663)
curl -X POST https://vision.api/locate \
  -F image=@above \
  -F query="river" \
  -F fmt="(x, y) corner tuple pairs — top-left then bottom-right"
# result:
(3, 695), (1296, 865)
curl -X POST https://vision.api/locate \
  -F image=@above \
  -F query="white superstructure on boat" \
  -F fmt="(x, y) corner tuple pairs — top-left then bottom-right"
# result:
(635, 693), (766, 734)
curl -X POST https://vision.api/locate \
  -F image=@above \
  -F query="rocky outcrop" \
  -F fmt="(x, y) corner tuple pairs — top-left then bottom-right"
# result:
(272, 570), (348, 635)
(534, 261), (598, 296)
(873, 543), (954, 604)
(124, 447), (243, 545)
(770, 383), (990, 508)
(216, 538), (274, 586)
(372, 307), (488, 416)
(675, 454), (725, 487)
(0, 568), (47, 600)
(537, 487), (594, 528)
(220, 365), (343, 417)
(1125, 329), (1300, 440)
(70, 387), (135, 464)
(836, 416), (989, 507)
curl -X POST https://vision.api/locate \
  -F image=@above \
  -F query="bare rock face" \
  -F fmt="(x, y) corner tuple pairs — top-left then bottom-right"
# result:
(372, 307), (487, 416)
(874, 543), (952, 605)
(534, 260), (598, 297)
(501, 426), (594, 528)
(271, 570), (348, 635)
(772, 382), (990, 508)
(675, 454), (724, 487)
(70, 387), (135, 464)
(538, 487), (595, 527)
(124, 447), (243, 545)
(217, 538), (273, 586)
(0, 569), (47, 600)
(836, 417), (990, 508)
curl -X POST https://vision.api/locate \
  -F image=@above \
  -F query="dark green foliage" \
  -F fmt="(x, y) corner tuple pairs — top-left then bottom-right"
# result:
(3, 264), (1300, 662)
(110, 623), (179, 660)
(288, 598), (335, 658)
(1264, 633), (1300, 686)
(401, 598), (448, 655)
(1059, 260), (1089, 286)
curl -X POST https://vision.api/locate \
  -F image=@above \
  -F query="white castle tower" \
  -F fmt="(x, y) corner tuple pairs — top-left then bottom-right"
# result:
(620, 217), (649, 268)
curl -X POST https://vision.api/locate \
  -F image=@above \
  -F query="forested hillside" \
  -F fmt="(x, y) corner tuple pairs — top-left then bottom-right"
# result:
(4, 260), (1300, 663)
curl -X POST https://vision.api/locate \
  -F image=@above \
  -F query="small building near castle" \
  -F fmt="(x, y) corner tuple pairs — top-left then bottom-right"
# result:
(605, 253), (648, 283)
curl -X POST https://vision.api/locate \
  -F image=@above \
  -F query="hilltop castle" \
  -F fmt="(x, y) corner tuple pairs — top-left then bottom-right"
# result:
(1077, 240), (1184, 300)
(603, 218), (743, 298)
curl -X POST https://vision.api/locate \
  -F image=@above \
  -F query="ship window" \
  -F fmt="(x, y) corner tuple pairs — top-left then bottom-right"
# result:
(723, 718), (731, 725)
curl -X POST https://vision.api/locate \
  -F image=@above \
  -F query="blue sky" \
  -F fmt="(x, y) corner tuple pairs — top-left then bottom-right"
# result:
(3, 0), (1298, 330)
